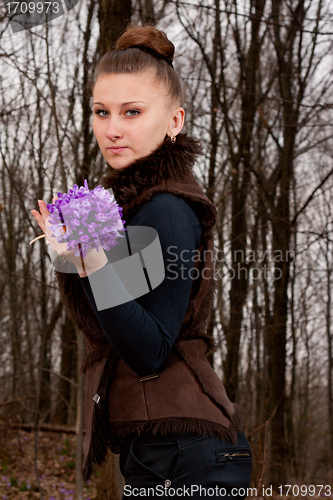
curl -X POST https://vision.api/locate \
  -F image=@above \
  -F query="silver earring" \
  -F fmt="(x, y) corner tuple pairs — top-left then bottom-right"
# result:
(170, 135), (176, 143)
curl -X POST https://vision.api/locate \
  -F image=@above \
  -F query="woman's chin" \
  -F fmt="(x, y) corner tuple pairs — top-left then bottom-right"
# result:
(107, 158), (132, 170)
(108, 155), (142, 171)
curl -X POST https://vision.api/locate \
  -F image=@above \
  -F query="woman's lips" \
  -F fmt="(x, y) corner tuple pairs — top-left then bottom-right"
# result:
(107, 147), (127, 154)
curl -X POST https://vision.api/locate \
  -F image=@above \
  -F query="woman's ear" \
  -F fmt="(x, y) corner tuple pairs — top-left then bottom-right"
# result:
(168, 107), (185, 137)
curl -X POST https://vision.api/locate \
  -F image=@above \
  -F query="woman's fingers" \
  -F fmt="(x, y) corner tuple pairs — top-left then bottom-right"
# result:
(30, 198), (59, 248)
(38, 199), (50, 219)
(30, 200), (50, 234)
(31, 208), (45, 233)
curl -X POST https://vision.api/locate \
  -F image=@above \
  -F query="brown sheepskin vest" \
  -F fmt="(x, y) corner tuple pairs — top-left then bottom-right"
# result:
(55, 133), (244, 483)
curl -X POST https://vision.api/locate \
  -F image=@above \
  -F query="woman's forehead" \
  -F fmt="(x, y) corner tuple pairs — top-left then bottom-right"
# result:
(93, 71), (169, 104)
(94, 70), (160, 92)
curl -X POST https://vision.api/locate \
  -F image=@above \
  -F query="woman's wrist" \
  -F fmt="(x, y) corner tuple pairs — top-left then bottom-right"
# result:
(71, 247), (108, 277)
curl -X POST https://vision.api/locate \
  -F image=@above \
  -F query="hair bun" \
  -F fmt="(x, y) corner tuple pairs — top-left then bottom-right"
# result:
(92, 24), (183, 106)
(115, 25), (175, 65)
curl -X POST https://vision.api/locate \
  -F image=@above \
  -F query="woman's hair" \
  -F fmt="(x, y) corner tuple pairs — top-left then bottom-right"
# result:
(91, 24), (184, 106)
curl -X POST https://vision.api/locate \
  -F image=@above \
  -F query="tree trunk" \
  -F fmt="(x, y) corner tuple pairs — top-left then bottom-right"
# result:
(93, 0), (132, 496)
(96, 0), (131, 57)
(96, 451), (124, 500)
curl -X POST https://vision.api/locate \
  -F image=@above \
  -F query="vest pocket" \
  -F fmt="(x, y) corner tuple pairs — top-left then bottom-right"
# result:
(216, 448), (252, 463)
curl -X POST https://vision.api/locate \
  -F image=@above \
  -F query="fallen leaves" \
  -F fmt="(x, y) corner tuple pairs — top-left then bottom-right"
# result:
(0, 428), (96, 500)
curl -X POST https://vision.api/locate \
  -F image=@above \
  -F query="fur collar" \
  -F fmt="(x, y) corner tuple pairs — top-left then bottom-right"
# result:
(99, 132), (203, 208)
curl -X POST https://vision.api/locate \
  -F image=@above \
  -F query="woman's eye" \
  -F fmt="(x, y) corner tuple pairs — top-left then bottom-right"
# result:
(94, 109), (108, 117)
(125, 109), (140, 116)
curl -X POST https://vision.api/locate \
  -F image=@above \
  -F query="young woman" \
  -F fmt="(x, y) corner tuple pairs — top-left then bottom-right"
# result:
(32, 24), (252, 500)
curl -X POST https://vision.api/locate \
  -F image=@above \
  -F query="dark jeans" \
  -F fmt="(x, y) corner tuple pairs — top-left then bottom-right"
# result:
(119, 430), (252, 499)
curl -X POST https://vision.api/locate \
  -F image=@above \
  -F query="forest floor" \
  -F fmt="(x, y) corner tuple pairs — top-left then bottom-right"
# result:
(0, 427), (331, 499)
(0, 427), (97, 500)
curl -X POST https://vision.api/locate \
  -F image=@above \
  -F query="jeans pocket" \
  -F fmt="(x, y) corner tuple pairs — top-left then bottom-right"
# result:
(215, 446), (252, 491)
(122, 435), (180, 487)
(216, 447), (252, 463)
(135, 438), (180, 478)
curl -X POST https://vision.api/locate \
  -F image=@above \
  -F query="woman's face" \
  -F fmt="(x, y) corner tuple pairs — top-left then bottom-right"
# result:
(92, 70), (184, 170)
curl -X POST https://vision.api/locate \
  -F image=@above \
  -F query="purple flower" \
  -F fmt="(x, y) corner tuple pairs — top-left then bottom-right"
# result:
(47, 179), (126, 258)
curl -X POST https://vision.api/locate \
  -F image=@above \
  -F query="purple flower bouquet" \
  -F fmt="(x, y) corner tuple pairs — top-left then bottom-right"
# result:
(46, 179), (126, 259)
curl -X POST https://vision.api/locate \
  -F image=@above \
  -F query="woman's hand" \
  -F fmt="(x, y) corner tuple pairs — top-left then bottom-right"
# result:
(31, 197), (73, 257)
(31, 198), (108, 277)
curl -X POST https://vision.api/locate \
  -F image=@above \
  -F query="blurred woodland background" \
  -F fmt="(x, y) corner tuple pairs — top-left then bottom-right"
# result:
(1, 0), (333, 498)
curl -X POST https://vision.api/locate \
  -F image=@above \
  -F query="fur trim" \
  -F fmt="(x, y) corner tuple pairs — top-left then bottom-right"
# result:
(107, 405), (245, 446)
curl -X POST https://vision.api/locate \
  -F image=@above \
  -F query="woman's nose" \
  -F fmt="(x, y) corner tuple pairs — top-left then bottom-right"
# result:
(105, 117), (123, 140)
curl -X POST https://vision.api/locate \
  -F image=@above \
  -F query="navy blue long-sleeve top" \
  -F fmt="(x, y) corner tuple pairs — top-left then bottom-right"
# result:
(78, 193), (202, 377)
